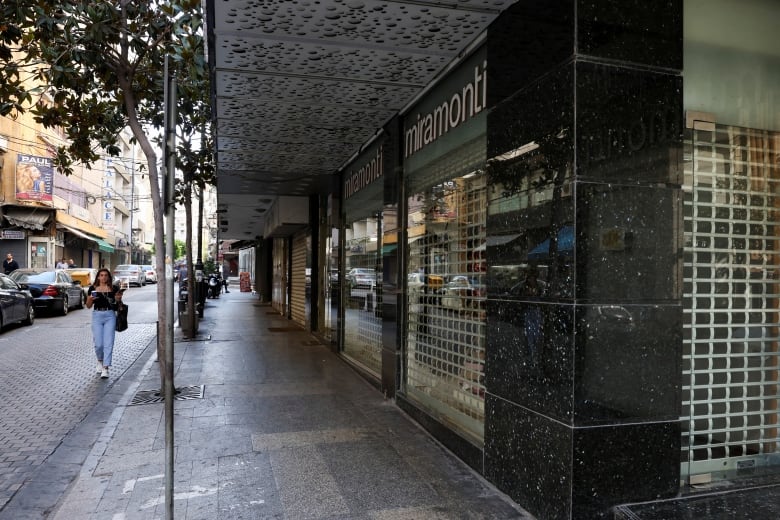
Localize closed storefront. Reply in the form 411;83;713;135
290;231;309;328
341;140;387;377
271;237;287;314
681;0;780;485
401;47;488;443
0;231;28;270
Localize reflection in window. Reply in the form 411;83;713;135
343;216;382;375
405;171;487;442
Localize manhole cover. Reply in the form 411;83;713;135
130;385;205;405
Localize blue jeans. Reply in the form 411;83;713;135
92;310;116;366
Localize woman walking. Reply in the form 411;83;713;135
85;268;124;378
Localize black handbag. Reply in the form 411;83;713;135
116;303;129;332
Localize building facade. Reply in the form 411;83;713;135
252;1;778;518
0;94;152;271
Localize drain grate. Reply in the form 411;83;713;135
130;385;205;405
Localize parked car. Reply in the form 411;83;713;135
440;275;485;311
0;273;35;329
142;265;157;283
65;267;98;300
113;264;146;287
8;268;84;315
407;272;444;293
346;267;375;289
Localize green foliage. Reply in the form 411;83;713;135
0;0;211;185
175;239;187;260
1;1;216;347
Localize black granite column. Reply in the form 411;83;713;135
381;117;402;397
484;1;683;518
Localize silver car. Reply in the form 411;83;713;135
112;264;146;287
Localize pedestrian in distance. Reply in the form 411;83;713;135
68;258;76;268
85;268;124;379
3;253;19;274
56;258;69;269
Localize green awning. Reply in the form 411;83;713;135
59;224;115;253
92;237;115;253
381;244;397;255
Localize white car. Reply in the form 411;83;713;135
142;265;157;283
441;276;484;311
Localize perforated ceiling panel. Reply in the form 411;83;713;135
207;0;516;239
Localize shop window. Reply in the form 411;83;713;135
31;242;47;269
406;171;487;442
342;215;382;375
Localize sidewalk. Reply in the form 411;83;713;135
11;290;532;519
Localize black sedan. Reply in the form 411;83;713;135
0;273;34;329
9;269;85;316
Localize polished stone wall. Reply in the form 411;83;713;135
483;1;684;518
381;117;402;398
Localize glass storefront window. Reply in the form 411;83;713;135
31;242;47;269
323;231;337;343
405;170;487;442
342;215;382;374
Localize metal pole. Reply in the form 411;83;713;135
163;58;177;520
129;144;135;263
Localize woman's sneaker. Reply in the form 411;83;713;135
97;360;103;373
101;367;109;379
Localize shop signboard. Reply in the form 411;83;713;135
1;230;25;240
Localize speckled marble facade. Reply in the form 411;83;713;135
483;0;683;518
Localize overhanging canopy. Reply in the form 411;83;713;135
59;223;115;253
3;207;51;230
92;237;115;253
206;0;517;241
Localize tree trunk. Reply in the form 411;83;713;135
119;73;169;387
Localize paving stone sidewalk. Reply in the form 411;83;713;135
5;292;533;520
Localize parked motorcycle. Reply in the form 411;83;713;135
206;273;222;299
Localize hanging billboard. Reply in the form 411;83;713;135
16;154;54;202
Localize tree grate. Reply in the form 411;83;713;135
129;385;205;405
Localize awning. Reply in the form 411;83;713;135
528;225;574;260
3;207;52;230
381;244;397;255
59;224;115;253
92;237;115;253
60;223;93;241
